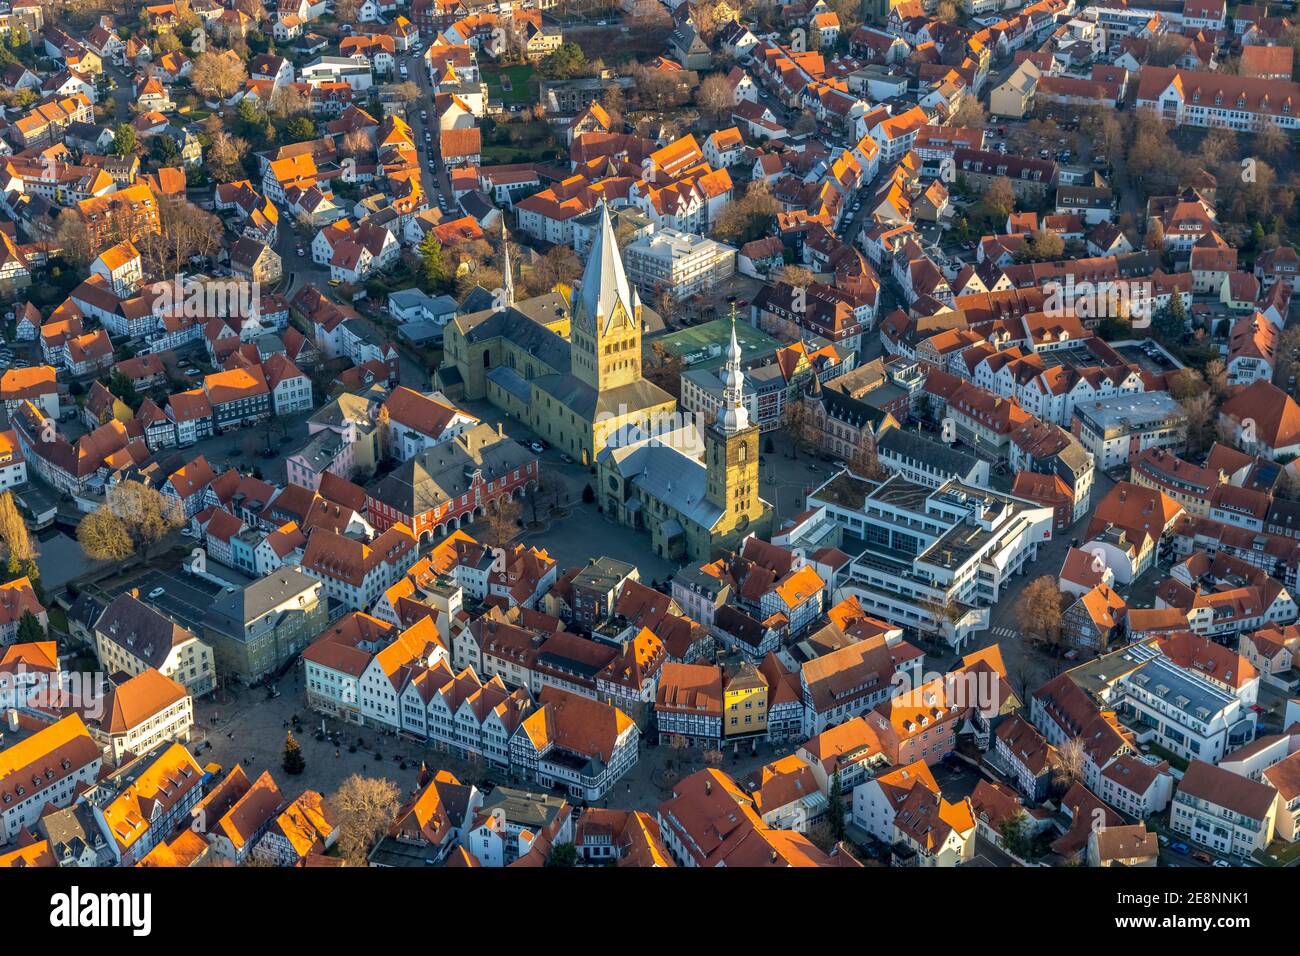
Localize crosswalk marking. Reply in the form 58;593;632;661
990;626;1018;640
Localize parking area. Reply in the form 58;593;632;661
1113;343;1178;374
103;566;246;633
970;836;1019;867
931;757;987;803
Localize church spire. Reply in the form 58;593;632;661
500;218;514;309
718;308;749;434
576;199;635;333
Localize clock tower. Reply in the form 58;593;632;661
705;316;766;547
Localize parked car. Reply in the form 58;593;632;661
148;587;165;599
1212;859;1231;868
1169;841;1190;855
1191;850;1213;864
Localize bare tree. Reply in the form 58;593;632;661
949;96;985;128
0;492;36;564
108;480;186;559
983;177;1017;219
526;472;560;525
1015;576;1064;649
525;245;582;297
777;264;815;289
643;340;684;401
77;507;135;562
696;74;734;124
205;130;249;182
190;51;248;100
848;433;888;481
54;212;93;266
329;774;400;866
479;496;523;549
782;396;819;458
267;84;312;121
137;200;224;275
1053;737;1088;793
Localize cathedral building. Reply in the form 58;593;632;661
596;317;773;562
436;204;675;466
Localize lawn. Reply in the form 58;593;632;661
480;117;563;165
483;63;537;106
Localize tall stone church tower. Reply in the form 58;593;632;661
705;317;767;543
571;202;643;392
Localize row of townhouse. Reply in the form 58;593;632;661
303;611;638;800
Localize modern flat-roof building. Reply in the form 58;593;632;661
1111;642;1256;766
1072;391;1188;471
622;227;737;303
808;472;1054;649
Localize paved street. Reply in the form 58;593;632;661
962;469;1120;682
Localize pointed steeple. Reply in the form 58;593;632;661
500;218;514;309
576;200;635;334
718;312;750;435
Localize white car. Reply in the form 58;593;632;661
148;587;166;599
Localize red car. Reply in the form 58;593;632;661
1191;850;1213;865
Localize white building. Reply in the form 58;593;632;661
0;714;103;842
1072;392;1188;472
1109;643;1256;766
621;227;737;303
509;687;640;801
1171;760;1278;858
94;668;193;765
810;473;1054;648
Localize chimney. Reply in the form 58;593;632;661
497;422;503;438
704;778;712;795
